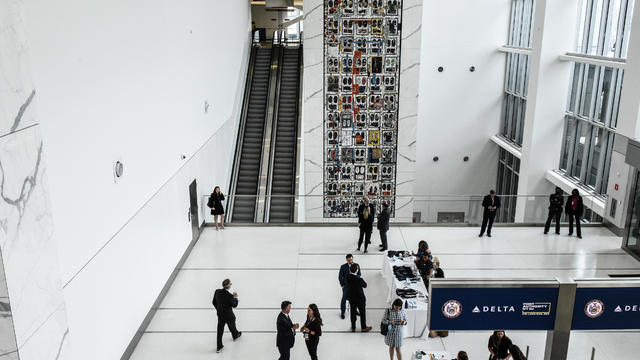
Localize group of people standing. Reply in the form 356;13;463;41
478;187;585;239
544;187;584;238
356;196;390;252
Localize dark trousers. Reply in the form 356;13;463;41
278;345;291;360
358;227;372;250
305;338;319;360
340;286;347;314
568;213;582;237
216;318;239;349
544;210;561;234
480;211;496;235
379;229;388;250
348;299;367;330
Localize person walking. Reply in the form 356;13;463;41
377;202;390;251
565;188;584;239
300;304;323;360
346;263;372;332
357;197;375;253
382;298;407;360
479;190;501;237
544;187;564;235
212;279;241;353
208;186;226;230
276;301;299;360
338;254;361;319
488;330;512;360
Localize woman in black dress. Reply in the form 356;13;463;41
488;330;512;360
301;303;322;360
208;186;225;230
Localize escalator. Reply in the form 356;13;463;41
267;46;302;222
229;47;274;222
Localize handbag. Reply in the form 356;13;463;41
380;308;389;336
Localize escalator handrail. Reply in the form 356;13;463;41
226;45;258;221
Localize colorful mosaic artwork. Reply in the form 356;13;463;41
323;0;402;217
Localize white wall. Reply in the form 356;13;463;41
415;0;510;221
21;0;251;359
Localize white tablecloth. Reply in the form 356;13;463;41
381;253;429;338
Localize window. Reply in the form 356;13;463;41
500;1;535;147
558;0;634;196
496;148;521;222
574;0;635;58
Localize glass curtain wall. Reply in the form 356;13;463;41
497;148;521;222
501;0;535;146
559;0;634;195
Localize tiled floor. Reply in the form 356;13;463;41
130;226;640;360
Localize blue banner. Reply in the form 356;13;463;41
429;287;559;330
572;287;640;330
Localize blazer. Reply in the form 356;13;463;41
276;312;295;348
357;203;375;230
304;317;322;342
565;195;584;216
377;207;390;231
548;194;564;212
345;273;367;303
212;288;238;321
338;263;361;287
481;195;501;213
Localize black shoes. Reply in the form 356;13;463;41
341;313;345;319
487;234;492;237
233;332;242;341
478;234;483;237
216;345;224;353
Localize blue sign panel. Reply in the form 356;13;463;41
429;287;559;330
572;287;640;330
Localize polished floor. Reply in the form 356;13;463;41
130;226;640;360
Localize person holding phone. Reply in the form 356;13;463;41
382;298;407;360
300;304;323;360
212;278;241;353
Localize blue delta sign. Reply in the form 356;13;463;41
429;287;559;331
572;286;640;330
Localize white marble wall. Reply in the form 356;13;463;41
0;0;71;359
301;0;422;222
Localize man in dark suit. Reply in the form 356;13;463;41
544;187;564;235
346;264;372;332
377;202;390;251
212;278;241;353
479;190;501;237
276;300;299;360
357;197;376;253
338;254;361;319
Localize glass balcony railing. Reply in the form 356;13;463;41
201;194;605;225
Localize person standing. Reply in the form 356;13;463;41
479;190;501;237
377;202;390;251
544;187;564;235
212;279;241;353
357;197;375;253
338;254;361;319
382;298;407;360
346;263;372;332
276;301;299;360
456;351;469;360
208;186;226;231
488;330;512;360
300;304;323;360
565;188;584;239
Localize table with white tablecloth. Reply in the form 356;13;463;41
381;252;430;338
